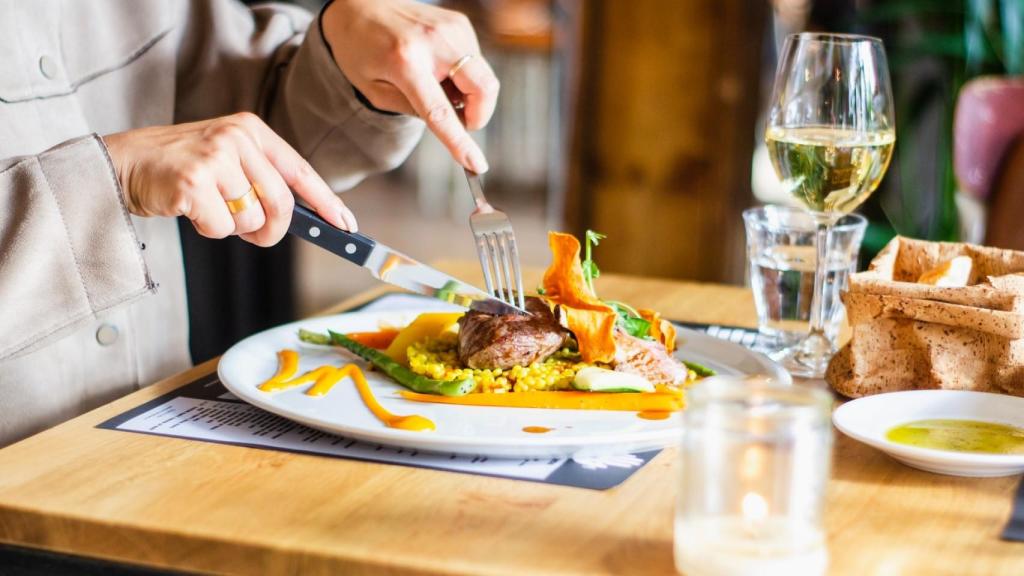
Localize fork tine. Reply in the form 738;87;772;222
485;233;507;301
474;234;496;295
495;233;517;306
505;232;526;309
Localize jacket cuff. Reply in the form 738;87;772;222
37;135;154;311
1;135;153;359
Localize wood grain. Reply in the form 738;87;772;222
0;262;1020;575
562;1;766;283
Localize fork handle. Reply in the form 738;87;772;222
441;78;491;209
463;169;490;210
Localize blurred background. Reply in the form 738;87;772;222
189;0;1024;363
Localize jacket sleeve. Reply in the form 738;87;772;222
0;136;154;360
172;0;423;190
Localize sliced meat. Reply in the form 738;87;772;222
613;332;688;386
458;297;571;369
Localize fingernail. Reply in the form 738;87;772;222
342;208;358;233
467;146;489;174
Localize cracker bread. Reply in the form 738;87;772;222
827;236;1024;397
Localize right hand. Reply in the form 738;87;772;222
322;0;499;174
103;112;357;247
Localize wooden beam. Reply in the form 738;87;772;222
562;0;767;282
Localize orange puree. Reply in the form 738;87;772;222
257;349;299;392
399;389;683;412
637;410;672;420
258;352;434;432
522;426;553;434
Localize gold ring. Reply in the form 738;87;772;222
225;185;259;214
447;54;474;79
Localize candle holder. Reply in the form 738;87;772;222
675;377;833;576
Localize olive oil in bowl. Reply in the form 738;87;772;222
886;419;1024;455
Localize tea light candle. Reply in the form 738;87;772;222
675;378;832;576
674;495;827;576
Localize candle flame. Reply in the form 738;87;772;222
741;492;768;522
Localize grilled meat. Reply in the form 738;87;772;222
613;331;688;386
458;297;571;369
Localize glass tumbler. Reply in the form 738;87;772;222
743;205;866;352
675;377;833;576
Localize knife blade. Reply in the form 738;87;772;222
288;204;528;315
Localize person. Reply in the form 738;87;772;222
0;0;499;446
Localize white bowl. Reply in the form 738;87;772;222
832;390;1024;477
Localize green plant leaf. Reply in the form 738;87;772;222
621;317;652;339
966;0;1005;73
1002;0;1024;73
585;230;607;246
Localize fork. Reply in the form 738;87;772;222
441;77;527;312
463;170;527;311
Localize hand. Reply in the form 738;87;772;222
103;112;357;246
322;0;499;173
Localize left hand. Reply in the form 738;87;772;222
322;0;499;174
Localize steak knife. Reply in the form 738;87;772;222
288;204;528;315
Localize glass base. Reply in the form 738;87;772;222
770;331;836;379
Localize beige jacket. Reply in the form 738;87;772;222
0;0;423;446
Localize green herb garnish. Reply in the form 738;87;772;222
582;230;606;295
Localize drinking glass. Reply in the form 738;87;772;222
766;33;896;378
743;206;867;353
675;377;833;576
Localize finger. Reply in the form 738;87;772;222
394;62;489;173
448;56;499;130
217;162;265;236
230;113;357;232
231;133;295;247
186;173;236;240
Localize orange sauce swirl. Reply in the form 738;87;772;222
258;351;434;432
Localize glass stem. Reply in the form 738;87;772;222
808;219;834;338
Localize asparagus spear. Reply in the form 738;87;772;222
298;329;475;397
682;360;716;378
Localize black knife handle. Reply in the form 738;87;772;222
289;204;375;266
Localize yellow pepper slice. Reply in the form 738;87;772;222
384;312;464;366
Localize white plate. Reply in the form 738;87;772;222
833;390;1024;477
218;310;791;458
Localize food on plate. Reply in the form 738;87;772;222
301;329;475;396
258;348;435;431
613;332;689;386
398;388;684;411
296;230;712;412
457;297;571;369
886;418;1024;455
572;366;654;393
917;255;973;287
345;329;400;350
384;312;463;365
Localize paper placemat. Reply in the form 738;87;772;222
97;293;761;490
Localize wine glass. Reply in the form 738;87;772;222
766;33;895;378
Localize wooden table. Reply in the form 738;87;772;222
0;262;1021;575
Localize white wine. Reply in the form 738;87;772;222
766;126;895;214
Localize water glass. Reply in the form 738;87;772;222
675;377;833;576
743;205;866;352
